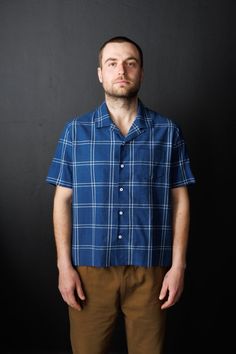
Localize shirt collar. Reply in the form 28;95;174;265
94;99;154;130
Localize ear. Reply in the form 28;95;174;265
97;67;103;83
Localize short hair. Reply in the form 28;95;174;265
98;36;143;68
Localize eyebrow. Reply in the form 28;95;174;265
104;57;139;64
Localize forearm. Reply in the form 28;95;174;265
52;186;86;310
171;186;190;270
53;186;73;270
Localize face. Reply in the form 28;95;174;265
97;42;144;99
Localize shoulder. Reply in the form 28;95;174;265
143;103;181;133
70;107;97;126
60;106;98;133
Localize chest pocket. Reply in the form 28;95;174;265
132;145;166;181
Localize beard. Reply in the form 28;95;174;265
103;80;141;99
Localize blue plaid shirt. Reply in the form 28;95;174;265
46;99;196;267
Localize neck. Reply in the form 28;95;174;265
105;95;139;124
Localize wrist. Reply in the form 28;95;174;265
171;262;187;271
57;259;73;271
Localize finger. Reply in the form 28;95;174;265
160;292;175;310
68;300;82;311
76;284;86;300
67;295;82;311
62;290;82;311
159;283;168;300
161;300;171;310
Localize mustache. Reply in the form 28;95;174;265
114;77;130;83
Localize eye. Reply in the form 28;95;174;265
127;61;136;67
108;62;116;67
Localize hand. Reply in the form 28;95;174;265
159;266;185;310
58;266;86;311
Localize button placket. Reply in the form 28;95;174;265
117;143;126;240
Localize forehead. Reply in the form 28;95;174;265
101;42;140;62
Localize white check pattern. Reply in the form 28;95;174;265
46;99;196;267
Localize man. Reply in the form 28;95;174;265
46;36;196;354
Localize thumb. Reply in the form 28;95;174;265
76;283;86;300
159;282;168;300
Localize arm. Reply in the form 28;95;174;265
159;186;190;309
53;185;86;311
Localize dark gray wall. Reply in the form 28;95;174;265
0;0;234;353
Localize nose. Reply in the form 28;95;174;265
117;62;125;75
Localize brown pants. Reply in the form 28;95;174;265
69;265;167;354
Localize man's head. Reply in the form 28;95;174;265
97;36;144;99
98;36;143;69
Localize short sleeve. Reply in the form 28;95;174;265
170;124;196;188
46;121;73;188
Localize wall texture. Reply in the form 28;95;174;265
0;0;234;353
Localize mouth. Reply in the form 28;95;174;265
114;80;130;84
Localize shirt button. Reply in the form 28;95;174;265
119;187;124;192
119;210;123;215
118;234;123;239
120;163;124;168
